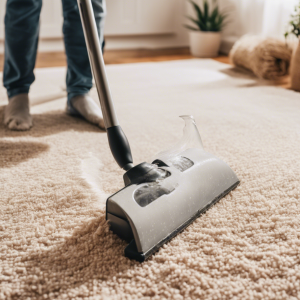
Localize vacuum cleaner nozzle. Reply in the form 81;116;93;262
107;147;239;262
107;116;239;262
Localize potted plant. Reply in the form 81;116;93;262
185;0;227;57
285;1;300;91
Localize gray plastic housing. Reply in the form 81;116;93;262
106;148;239;261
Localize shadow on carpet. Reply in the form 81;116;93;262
220;67;289;88
0;141;49;168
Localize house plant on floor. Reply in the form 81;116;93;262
185;0;227;57
285;1;300;91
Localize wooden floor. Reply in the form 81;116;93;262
0;47;229;70
0;47;290;88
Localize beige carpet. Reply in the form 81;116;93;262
1;59;300;300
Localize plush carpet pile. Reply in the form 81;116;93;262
1;59;300;300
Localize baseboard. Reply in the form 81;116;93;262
0;34;190;54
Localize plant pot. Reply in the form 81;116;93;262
189;31;221;58
290;40;300;92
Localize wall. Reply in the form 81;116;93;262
0;0;189;53
0;0;298;54
220;0;299;51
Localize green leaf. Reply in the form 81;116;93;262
186;16;206;31
214;15;224;31
188;0;204;23
210;6;219;23
204;0;209;21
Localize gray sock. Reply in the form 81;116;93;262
4;93;33;131
68;94;105;130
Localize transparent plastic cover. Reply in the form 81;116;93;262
153;115;203;165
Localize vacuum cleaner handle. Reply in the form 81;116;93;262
78;0;133;171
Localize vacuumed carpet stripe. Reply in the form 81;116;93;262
1;59;300;300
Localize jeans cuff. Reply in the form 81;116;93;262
7;87;30;99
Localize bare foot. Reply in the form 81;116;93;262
4;94;33;131
67;94;105;130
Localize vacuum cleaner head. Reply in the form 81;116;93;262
77;0;239;263
107;149;239;262
106;116;239;262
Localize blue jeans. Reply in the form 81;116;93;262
3;0;105;101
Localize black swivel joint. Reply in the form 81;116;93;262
107;126;133;171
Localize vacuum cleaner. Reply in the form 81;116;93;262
78;0;240;262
